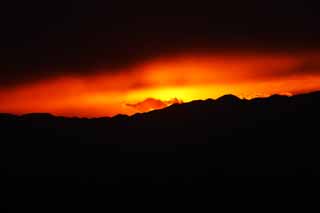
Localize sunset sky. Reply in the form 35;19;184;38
1;1;320;117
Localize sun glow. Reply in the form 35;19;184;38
1;53;320;117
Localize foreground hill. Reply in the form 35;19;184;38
1;91;320;178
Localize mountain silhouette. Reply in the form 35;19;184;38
216;94;242;104
1;91;320;179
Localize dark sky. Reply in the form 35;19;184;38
1;0;320;86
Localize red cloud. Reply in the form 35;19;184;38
126;98;183;112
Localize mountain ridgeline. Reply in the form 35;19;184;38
1;92;319;144
1;91;320;178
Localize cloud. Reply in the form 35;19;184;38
1;1;320;87
126;98;183;112
1;53;320;117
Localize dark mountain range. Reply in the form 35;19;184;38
1;91;320;180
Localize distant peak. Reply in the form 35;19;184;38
268;94;290;102
217;95;242;103
112;114;130;120
0;113;17;118
21;113;55;119
269;94;290;98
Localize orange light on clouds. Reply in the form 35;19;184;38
1;53;320;117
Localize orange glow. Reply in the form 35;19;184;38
1;53;320;117
126;98;183;113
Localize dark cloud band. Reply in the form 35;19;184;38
0;0;320;86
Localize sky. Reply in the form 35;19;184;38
0;1;320;117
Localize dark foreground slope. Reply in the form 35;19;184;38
1;91;320;179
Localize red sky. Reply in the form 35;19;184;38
1;52;320;117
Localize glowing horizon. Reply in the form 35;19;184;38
1;53;320;117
